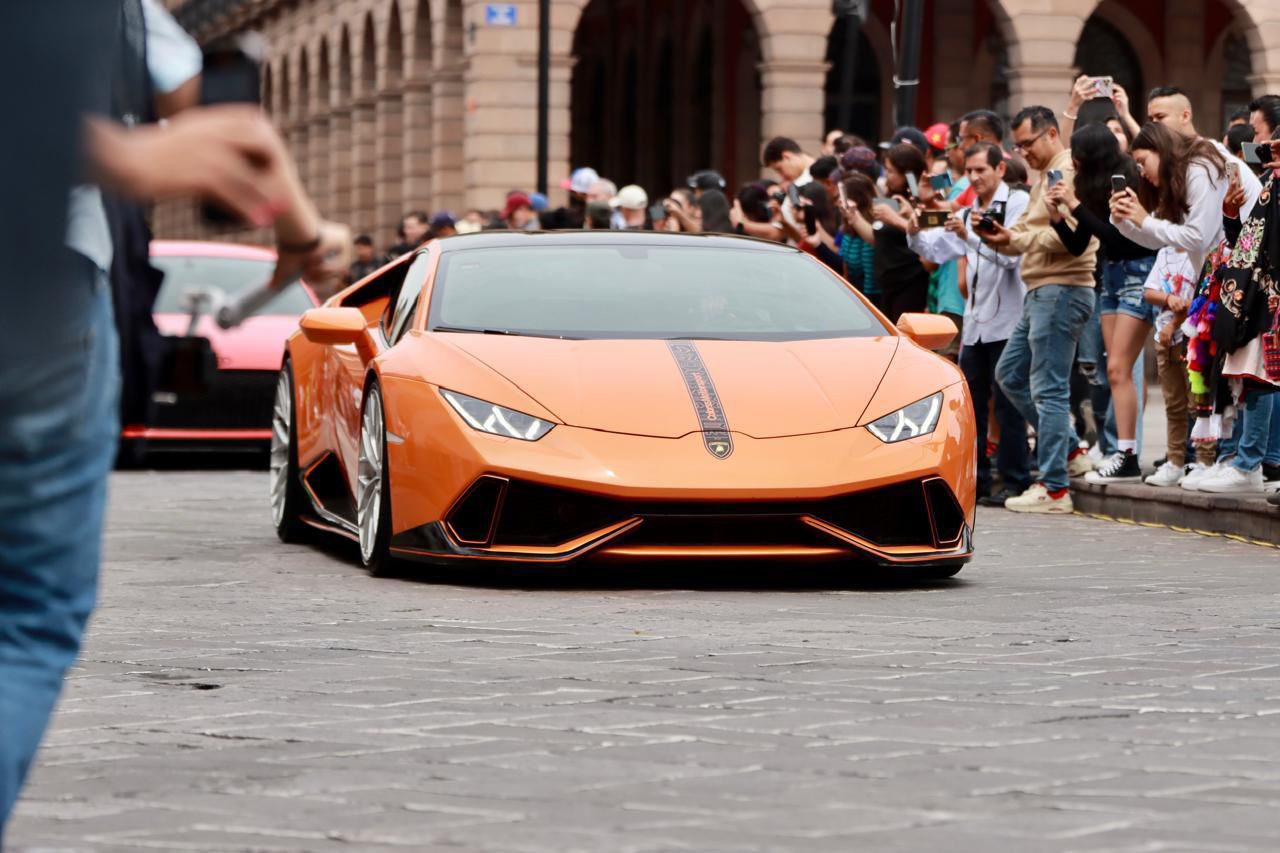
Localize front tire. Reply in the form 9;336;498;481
357;380;395;575
271;362;312;543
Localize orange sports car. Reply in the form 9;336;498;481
272;231;976;578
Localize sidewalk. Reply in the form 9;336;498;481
1069;396;1280;547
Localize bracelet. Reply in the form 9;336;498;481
277;235;322;254
1062;110;1078;121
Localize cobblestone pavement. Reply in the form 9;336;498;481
10;470;1280;853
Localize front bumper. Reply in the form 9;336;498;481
381;379;975;567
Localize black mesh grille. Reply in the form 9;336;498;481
486;479;945;550
151;369;276;430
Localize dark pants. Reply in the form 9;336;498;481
961;338;1030;496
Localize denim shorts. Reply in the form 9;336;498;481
1098;256;1156;323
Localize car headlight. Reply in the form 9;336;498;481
865;392;943;443
440;389;554;441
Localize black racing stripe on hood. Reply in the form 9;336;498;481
666;341;734;459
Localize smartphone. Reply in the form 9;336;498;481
918;209;950;229
1110;174;1127;195
1242;141;1266;165
905;172;920;199
803;206;818;236
786;184;801;207
1046;169;1063;189
1092;75;1114;99
929;173;953;193
1226;161;1239;183
837;181;848;207
649;202;666;222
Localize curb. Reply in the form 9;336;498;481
1070;478;1280;548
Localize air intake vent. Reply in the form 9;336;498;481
446;476;507;545
923;478;965;547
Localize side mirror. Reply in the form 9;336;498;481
299;307;368;346
896;313;957;351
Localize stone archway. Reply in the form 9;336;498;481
331;28;354;220
402;0;433;217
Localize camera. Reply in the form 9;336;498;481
975;200;1006;234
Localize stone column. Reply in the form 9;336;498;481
329;105;354;226
758;60;828;157
1002;11;1087;115
401;77;434;216
308;113;331;219
1165;0;1207;119
376;87;405;245
350;94;378;237
432;64;466;215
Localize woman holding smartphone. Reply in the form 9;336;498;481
1110;122;1232;476
870;143;933;322
1045;122;1156;483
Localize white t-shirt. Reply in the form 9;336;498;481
1143;246;1197;340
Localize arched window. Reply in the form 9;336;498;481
824;18;881;143
1222;31;1252;130
1074;16;1143;111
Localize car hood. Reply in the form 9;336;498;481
441;335;901;439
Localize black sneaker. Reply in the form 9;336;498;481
1264;462;1280;488
978;487;1022;507
1084;451;1142;484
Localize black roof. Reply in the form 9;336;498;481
434;230;801;255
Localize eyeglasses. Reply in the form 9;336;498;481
1012;129;1049;153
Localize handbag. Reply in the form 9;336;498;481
1263;304;1280;382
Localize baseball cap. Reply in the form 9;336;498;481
560;167;600;194
839;146;879;179
501;192;532;220
609;184;649;210
890;126;930;154
924;123;950;151
429;211;456;229
687;170;726;191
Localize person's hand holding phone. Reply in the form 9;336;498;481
729;199;745;228
1263;139;1280;175
944;211;967;241
1067;74;1093;115
1223;168;1246;219
1111;83;1131;119
1109;187;1147;227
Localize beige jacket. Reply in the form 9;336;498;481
1000;148;1099;289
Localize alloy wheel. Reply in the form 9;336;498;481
269;369;292;528
357;387;384;564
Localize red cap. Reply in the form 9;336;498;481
924;122;950;150
502;192;532;220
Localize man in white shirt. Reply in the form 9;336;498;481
907;142;1031;505
1147;86;1260;220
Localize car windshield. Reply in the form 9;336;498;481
151;255;314;315
427;244;885;340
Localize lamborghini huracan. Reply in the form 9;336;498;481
271;231;976;577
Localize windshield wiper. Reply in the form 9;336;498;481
431;325;583;340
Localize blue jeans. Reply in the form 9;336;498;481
1098;256;1157;323
0;266;118;837
997;284;1096;491
1231;388;1278;473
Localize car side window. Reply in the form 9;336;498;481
385;252;432;345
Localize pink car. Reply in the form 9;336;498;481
125;241;318;452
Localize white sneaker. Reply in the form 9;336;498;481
1004;482;1074;514
1181;461;1219;491
1068;450;1095;477
1144;461;1186;487
1198;465;1265;494
1087;443;1105;465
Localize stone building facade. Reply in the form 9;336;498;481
156;0;1280;248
